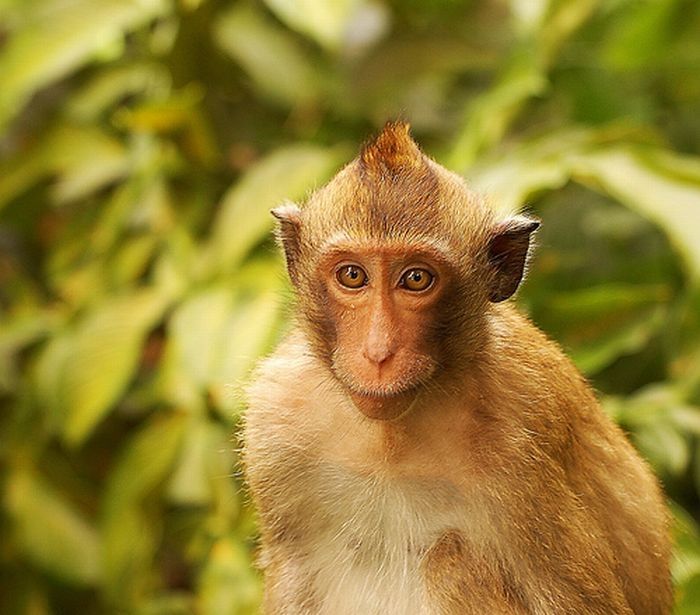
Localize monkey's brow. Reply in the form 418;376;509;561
319;233;456;262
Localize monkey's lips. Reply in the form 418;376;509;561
347;388;418;421
331;351;433;420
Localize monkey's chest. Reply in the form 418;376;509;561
296;464;471;615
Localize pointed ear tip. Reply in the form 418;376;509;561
500;215;541;234
270;203;301;222
513;215;542;233
514;213;540;225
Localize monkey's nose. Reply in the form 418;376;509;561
363;344;395;366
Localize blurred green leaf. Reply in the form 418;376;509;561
163;286;235;394
62;290;168;445
102;412;186;604
0;0;169;130
166;419;240;528
537;283;667;373
634;421;689;478
669;284;700;385
508;0;550;33
214;4;323;106
447;51;548;171
211;285;283;413
197;536;260;615
609;385;700;478
103;412;186;515
571;147;700;280
202;144;347;275
262;0;360;51
603;0;678;70
6;466;101;584
675;574;700;615
669;405;700;436
0;124;130;210
0;310;59;392
671;500;700;587
162;273;283;416
66;62;172;122
32;290;169;446
137;593;193;615
538;0;601;62
33;332;75;431
167;417;216;506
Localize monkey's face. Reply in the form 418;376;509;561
315;240;451;420
271;124;539;421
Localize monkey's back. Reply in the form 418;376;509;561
244;309;672;614
479;304;672;614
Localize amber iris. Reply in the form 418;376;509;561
337;265;368;288
400;268;433;291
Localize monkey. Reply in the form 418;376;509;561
242;122;672;614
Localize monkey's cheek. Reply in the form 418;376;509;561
348;390;417;421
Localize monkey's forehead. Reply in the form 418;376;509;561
299;159;495;248
317;232;458;260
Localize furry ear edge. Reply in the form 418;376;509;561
271;202;303;286
487;215;540;302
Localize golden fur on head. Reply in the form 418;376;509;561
301;121;493;252
359;121;423;175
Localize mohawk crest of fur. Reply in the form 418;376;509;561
360;121;423;174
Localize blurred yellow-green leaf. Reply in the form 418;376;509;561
571;147;700;280
203;143;348;275
0;123;130;210
262;0;364;51
197;536;260;615
6;466;101;584
214;3;323;107
540;283;667;373
33;290;169;446
102;412;186;605
0;0;169;130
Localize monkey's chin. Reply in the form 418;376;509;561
348;389;418;421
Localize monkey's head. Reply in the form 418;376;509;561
272;122;538;420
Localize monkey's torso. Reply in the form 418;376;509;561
244;305;671;615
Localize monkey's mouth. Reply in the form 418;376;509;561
329;348;434;419
334;365;422;399
334;369;426;420
345;380;412;398
347;387;419;421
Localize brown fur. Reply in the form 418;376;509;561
245;123;672;614
423;530;528;613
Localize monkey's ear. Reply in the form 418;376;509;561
487;215;540;302
271;202;303;285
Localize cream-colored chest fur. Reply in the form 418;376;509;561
295;463;470;615
247;342;492;614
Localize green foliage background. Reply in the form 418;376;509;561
1;0;700;612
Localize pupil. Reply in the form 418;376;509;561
349;269;358;278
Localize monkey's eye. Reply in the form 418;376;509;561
336;265;368;289
400;268;434;291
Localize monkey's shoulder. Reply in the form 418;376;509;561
484;305;633;458
487;305;601;412
243;330;340;451
246;330;325;404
